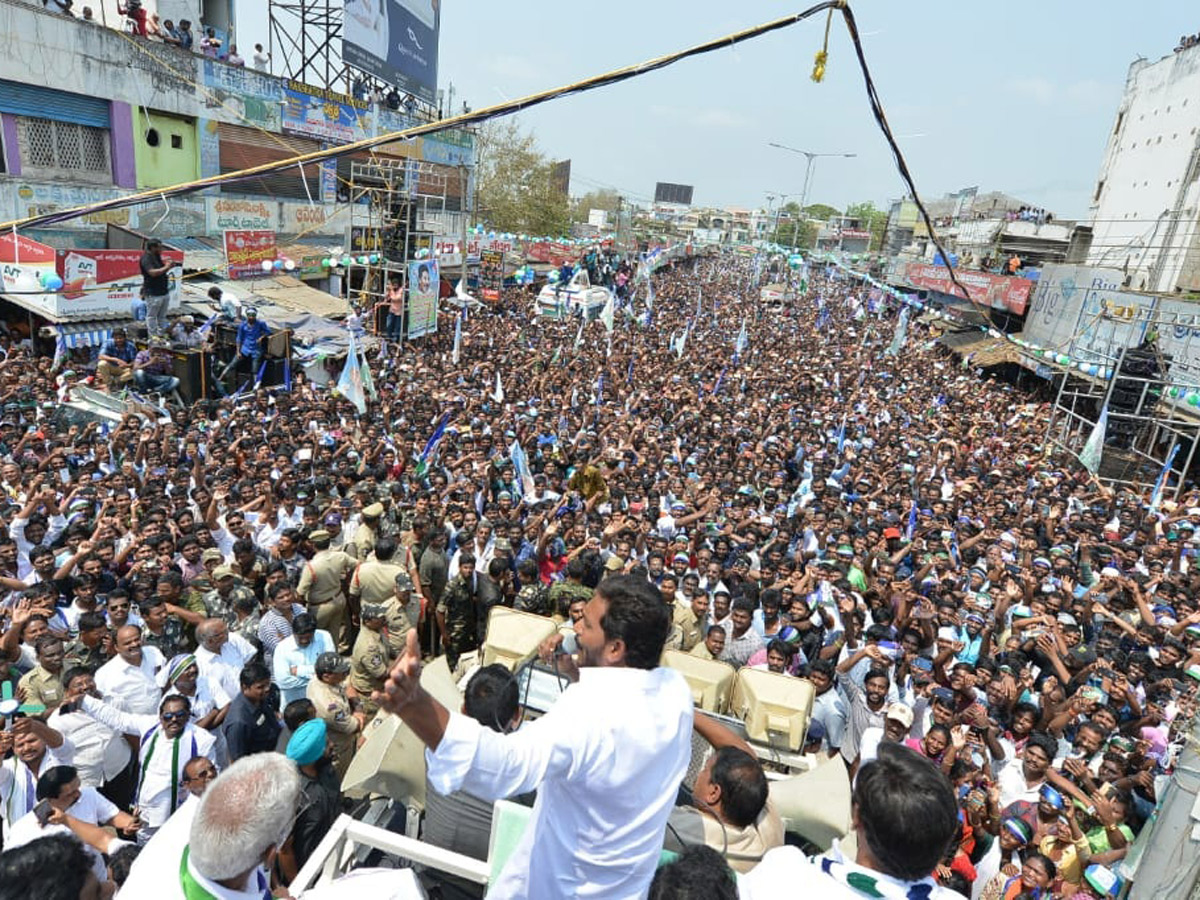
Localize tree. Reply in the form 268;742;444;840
474;119;570;237
770;202;820;249
803;203;840;221
845;201;889;252
569;189;621;225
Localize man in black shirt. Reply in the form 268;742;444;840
279;717;341;881
139;238;174;339
220;661;280;762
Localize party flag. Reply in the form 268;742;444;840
1079;404;1108;474
451;310;463;364
415;411;450;478
493;371;505;404
336;328;368;414
1149;442;1181;512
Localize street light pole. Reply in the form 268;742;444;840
768;143;856;252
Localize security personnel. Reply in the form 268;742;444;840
305;652;362;780
297;529;356;653
350;503;384;562
383;571;422;656
348;536;406;609
673;592;709;653
18;636;66;715
436;553;480;671
349;603;392;717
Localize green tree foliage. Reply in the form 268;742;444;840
474;120;570;237
570;189;621;224
845;201;889;251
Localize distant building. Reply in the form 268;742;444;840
1086;42;1200;292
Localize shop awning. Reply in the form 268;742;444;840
170;236;225;273
0;290;132;324
50;322;120;349
249;276;347;319
938;330;1020;367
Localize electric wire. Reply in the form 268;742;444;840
0;2;844;232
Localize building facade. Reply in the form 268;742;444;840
1086;42;1200;293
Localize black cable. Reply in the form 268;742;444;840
1;2;842;232
838;5;999;332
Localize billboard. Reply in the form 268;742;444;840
224;230;278;279
479;249;504;303
905;263;1033;316
654;182;694;206
55;248;184;319
343;0;440;106
407;258;438;338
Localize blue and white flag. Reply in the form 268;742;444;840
905;502;918;542
493;371;505;404
451;310;463;364
735;317;748;357
713;368;726;397
336;330;368;414
1079;405;1108;475
510;439;535;499
1150;442;1181;513
835;413;847;455
885;306;911;356
415;412;450;478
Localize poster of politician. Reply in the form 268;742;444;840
343;0;439;105
407;259;438;339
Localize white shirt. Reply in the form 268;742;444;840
0;740;76;830
996;758;1045;808
195;634;256;701
6;787;129;883
740;841;963;900
120;793;200;897
47;705;131;786
95;647;165;714
252;50;270;70
272;630;335;706
79;696;217;834
128;839;271;900
426;665;694;899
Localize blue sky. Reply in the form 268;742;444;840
242;1;1197;219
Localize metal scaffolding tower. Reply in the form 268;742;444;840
347;158;448;335
1044;302;1200;497
268;0;352;95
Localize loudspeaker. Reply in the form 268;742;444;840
340;655;463;807
729;670;815;752
661;651;736;714
481;607;557;672
768;755;853;851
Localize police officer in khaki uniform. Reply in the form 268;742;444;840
18;635;66;715
297;529;357;653
350;503;383;562
306;651;363;780
383;571;422;656
673;591;709;653
348;536;406;609
349;603;392;717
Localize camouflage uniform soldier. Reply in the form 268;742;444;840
513;559;552;617
436;554;480;669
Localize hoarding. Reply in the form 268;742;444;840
406;258;438;338
905;263;1032;316
343;0;440;106
54;248;184;319
654;182;694;206
479;249;503;303
281;81;372;144
224;230;278;279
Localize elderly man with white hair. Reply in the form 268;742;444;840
126;752;300;899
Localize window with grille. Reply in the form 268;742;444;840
17;117;111;180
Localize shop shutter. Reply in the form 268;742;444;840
0;81;110;128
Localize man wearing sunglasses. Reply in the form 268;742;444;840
64;683;218;842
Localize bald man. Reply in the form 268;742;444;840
194;618;257;703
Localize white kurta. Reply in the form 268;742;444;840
426;665;694;899
79;695;217;835
95;647;165;714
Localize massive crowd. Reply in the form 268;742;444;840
0;248;1195;899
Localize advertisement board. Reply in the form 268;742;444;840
282;81;372;145
343;0;440;105
54;248;184;319
479;249;503;303
1023;264;1151;366
11;182;136;231
905;263;1033;316
206;197;278;232
224;230;278;279
406;258;438;338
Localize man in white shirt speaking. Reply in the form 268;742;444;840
374;574;694;900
